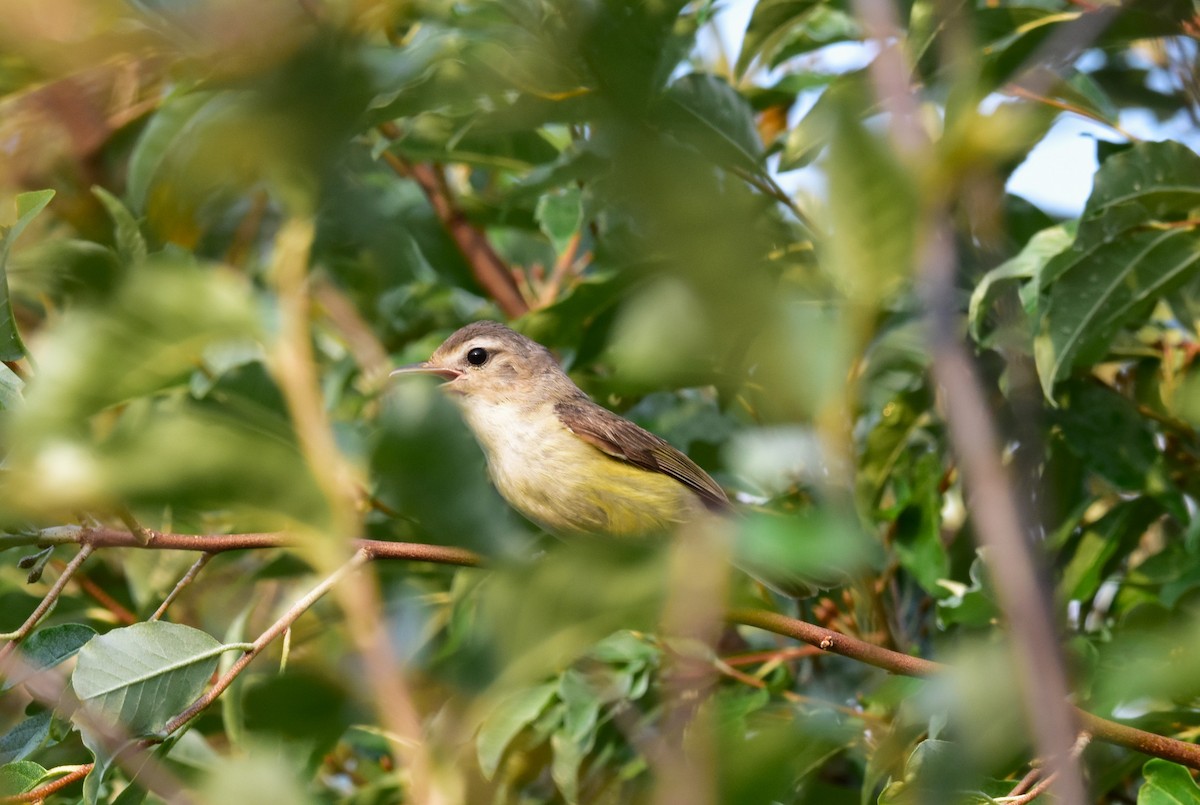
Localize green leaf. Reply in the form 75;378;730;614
1139;759;1200;804
1034;141;1200;397
550;726;586;804
1058;498;1161;604
535;187;583;254
3;623;97;690
661;73;763;172
0;760;46;796
126;91;214;214
0;712;51;765
0;189;55;362
737;0;859;76
892;452;950;596
1055;381;1165;492
0;361;23;411
968;222;1075;343
857;387;934;509
824;90;918;305
91;187;148;266
72;621;230;736
476;682;557;779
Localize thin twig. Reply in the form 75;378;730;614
0;545;94;662
0;763;94;803
1006;766;1043;797
150;553;214;621
157;550;370;736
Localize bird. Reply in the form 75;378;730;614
390;320;729;539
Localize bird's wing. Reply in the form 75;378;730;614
554;399;730;512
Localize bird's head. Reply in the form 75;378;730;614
391;321;570;406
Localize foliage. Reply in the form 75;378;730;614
0;0;1198;803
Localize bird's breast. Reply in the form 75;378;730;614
458;400;701;537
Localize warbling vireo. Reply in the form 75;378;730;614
391;320;728;537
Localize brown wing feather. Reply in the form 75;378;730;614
554;399;730;512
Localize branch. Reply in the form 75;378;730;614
4;525;483;567
7;524;1198;770
0;764;94;804
729;608;1200;770
0;545;94;663
377;122;529;319
158;550;370;736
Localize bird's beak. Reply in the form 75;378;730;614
390;362;462;382
391;362;460;383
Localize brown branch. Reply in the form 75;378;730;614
150;553;214;621
377;122;529;319
58;563;138;625
0;764;94;803
729;608;1200;770
9;525;1200;770
12;525;484;567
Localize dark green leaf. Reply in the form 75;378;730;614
1055;381;1164;492
0;712;51;765
3;623;96;691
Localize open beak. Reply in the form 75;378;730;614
390;362;462;382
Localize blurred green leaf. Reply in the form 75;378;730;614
92;187;148;267
477;682;557;779
825;92;917;305
14;258;258;435
535;187;583;254
0;189;55;362
737;0;859;76
72;621;229;736
661;73;763;171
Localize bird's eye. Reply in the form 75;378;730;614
466;347;489;366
